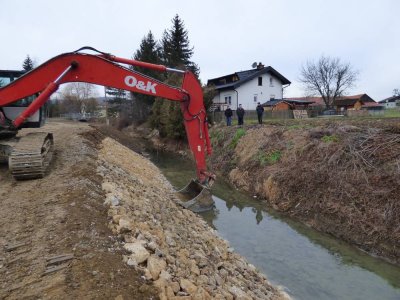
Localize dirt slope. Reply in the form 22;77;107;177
209;119;400;265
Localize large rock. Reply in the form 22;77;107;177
189;259;200;275
117;217;133;233
192;287;211;300
123;242;150;264
180;278;198;295
147;255;167;280
104;193;120;206
228;286;252;300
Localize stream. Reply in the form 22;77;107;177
149;150;400;300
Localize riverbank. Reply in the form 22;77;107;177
116;117;400;265
93;124;290;299
208;118;400;265
92;119;400;297
98;136;289;299
1;121;288;299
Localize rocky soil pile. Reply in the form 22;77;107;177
0;121;157;300
209;120;400;265
97;136;289;300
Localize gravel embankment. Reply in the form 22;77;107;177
97;137;289;300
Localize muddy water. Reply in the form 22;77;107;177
149;150;400;300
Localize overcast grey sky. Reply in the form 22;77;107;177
1;0;398;100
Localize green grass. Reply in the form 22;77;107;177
321;135;339;143
210;129;225;146
229;128;246;149
256;150;282;165
383;109;400;118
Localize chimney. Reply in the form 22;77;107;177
257;62;264;69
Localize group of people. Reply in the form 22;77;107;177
224;102;264;126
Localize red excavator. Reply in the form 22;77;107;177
0;47;215;212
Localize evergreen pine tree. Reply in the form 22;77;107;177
150;15;201;140
134;31;163;80
146;16;212;140
161;14;200;76
149;74;185;139
132;31;164;123
22;55;34;71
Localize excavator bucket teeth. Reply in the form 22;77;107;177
175;179;215;213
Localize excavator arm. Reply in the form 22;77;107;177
0;48;215;185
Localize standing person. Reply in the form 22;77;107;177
256;102;264;124
236;104;245;126
224;105;233;126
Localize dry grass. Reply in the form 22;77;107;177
210;121;400;264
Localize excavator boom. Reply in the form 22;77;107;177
0;48;214;185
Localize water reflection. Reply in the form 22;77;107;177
203;182;400;291
149;149;400;300
203;194;400;299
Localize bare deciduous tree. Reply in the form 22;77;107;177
299;56;358;108
62;82;97;101
60;83;99;114
393;89;400;96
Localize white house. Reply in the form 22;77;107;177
207;63;291;111
378;95;400;109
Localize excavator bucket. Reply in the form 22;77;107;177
175;179;215;213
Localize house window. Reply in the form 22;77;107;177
254;94;258;102
258;76;262;86
269;77;274;87
224;96;232;104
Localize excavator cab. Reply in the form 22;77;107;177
0;70;46;131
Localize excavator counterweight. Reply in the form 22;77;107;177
0;47;215;212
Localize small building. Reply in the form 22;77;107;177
284;94;382;112
263;99;315;111
285;97;325;108
333;94;379;111
378;95;400;109
207;63;291;111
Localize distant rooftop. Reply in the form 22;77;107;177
285;94;376;106
378;95;400;103
207;64;290;90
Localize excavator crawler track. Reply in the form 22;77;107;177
9;132;54;180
